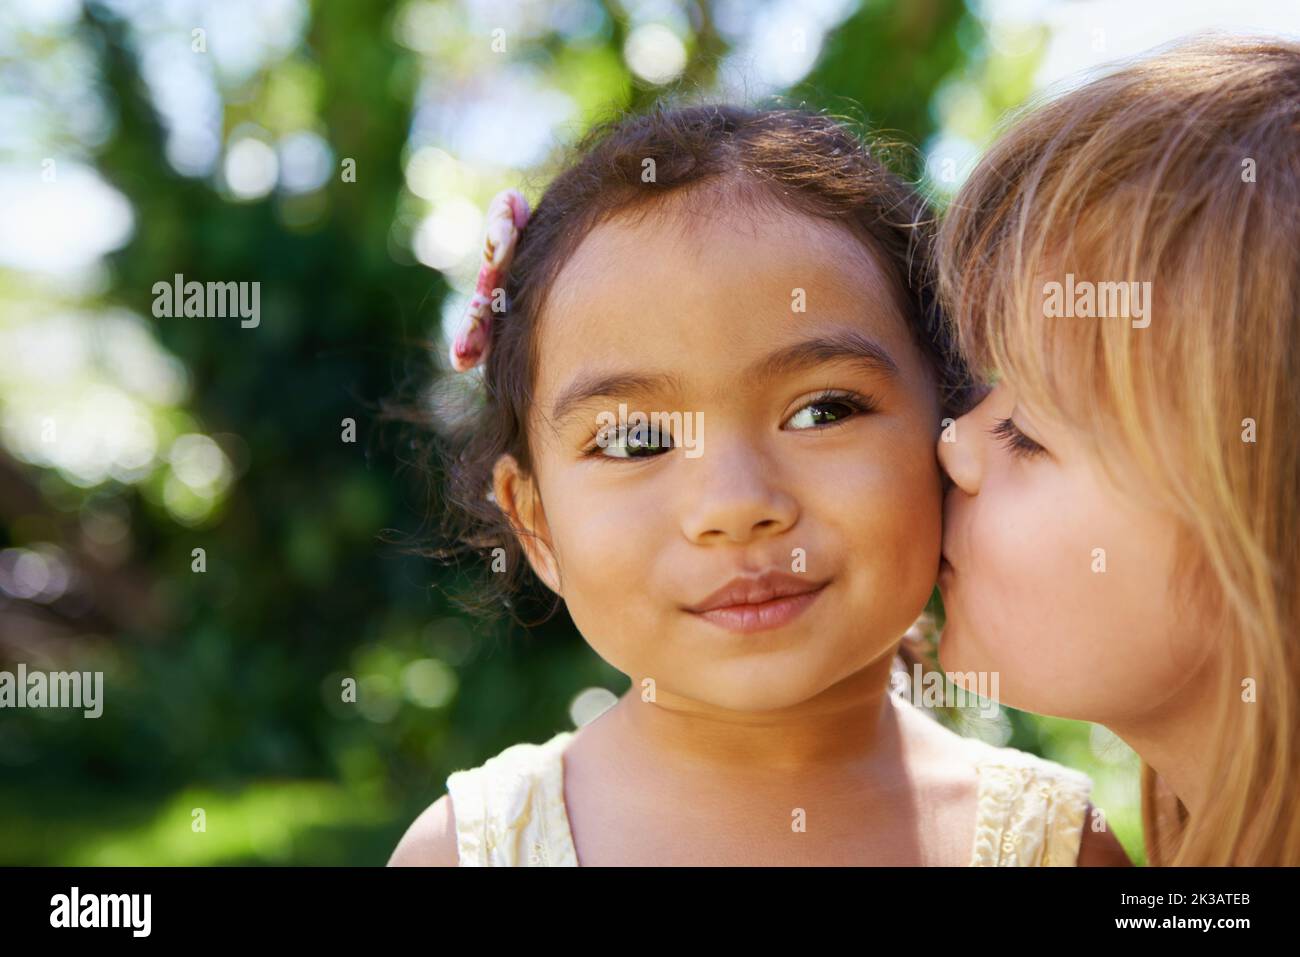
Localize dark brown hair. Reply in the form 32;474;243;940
408;103;966;622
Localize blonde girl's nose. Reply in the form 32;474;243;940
937;410;984;496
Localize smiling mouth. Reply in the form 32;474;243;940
688;582;828;634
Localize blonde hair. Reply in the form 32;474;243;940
937;36;1300;865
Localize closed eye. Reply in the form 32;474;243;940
990;417;1047;459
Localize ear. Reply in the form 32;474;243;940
492;453;562;596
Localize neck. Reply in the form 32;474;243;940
1106;659;1223;823
598;652;901;778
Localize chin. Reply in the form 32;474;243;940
690;663;835;713
940;636;1078;720
938;615;1011;702
704;680;817;714
935;608;973;673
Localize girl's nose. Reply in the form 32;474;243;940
681;445;798;545
937;410;984;496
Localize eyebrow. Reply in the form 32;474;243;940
548;330;899;428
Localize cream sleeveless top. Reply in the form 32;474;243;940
445;729;1094;866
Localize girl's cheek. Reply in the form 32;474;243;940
1084;485;1202;688
979;492;1058;640
970;469;1185;720
943;470;1093;704
844;433;942;567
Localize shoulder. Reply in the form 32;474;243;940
969;741;1094;817
890;698;1090;797
966;740;1097;866
473;732;575;775
388;731;576;868
966;737;1093;793
1076;804;1133;866
889;699;1124;866
388;794;459;867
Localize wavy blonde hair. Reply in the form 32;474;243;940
937;36;1300;865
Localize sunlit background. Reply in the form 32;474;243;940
2;0;1296;865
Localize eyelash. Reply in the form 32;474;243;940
784;389;878;431
990;417;1047;459
579;389;878;461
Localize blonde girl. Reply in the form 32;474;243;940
936;36;1300;865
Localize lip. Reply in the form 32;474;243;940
685;571;829;634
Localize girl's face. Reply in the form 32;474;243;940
936;381;1214;723
494;199;943;712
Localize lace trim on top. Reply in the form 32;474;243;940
445;731;577;866
445;730;1092;866
965;742;1093;866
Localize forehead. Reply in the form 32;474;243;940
546;194;896;313
532;199;922;413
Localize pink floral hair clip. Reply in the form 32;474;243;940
448;187;531;372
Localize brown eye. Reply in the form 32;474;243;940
587;423;672;460
784;390;877;431
990;417;1047;459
